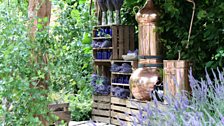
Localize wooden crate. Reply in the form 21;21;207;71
92;95;111;124
93;25;135;60
111;25;135;60
110;97;167;126
110;97;144;126
93;64;111;78
110;60;138;99
48;103;71;125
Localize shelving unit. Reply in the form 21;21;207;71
110;60;137;98
91;25;135;125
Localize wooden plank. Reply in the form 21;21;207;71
124;26;130;54
53;111;71;122
92;109;110;116
111;72;132;75
110;105;129;113
126;100;167;111
126;100;148;109
93;95;110;102
93;47;113;50
94;61;111;67
111;83;130;86
112;26;118;59
111;118;132;126
92;116;110;123
111;97;127;105
111;111;131;121
129;26;135;51
93;102;110;109
119;26;124;59
48;103;69;111
93;37;112;40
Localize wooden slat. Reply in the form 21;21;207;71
92;116;110;123
48;103;69;111
93;37;112;40
126;100;148;109
112;26;118;59
111;83;130;86
124;26;130;54
93;95;110;102
110;105;129;113
93;102;110;110
53;111;71;122
111;72;132;75
126;100;167;111
119;26;124;59
92;109;110;116
111;97;127;105
111;118;132;126
111;111;131;121
129;26;135;51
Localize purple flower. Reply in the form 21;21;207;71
221;117;224;124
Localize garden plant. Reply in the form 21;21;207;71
0;0;223;125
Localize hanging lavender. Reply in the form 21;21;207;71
106;0;115;24
111;0;124;24
98;0;108;25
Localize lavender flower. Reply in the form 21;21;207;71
121;67;224;126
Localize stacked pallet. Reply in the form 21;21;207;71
110;97;166;126
92;95;111;124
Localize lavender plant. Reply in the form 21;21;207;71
127;68;224;126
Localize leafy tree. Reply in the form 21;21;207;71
123;0;224;77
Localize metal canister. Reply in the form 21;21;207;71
163;60;191;96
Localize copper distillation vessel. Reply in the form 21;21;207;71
129;0;163;101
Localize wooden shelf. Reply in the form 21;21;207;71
93;47;113;50
94;25;131;28
93;37;112;40
94;59;111;62
111;72;132;75
94;25;112;28
111;83;129;86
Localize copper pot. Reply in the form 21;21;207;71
130;67;162;100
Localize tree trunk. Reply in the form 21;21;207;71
28;0;51;125
28;0;51;38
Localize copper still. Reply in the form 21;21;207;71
129;0;163;101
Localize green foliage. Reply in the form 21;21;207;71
48;0;95;121
0;2;53;125
0;0;95;124
123;0;224;77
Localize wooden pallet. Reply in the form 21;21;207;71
110;97;131;126
92;95;111;124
